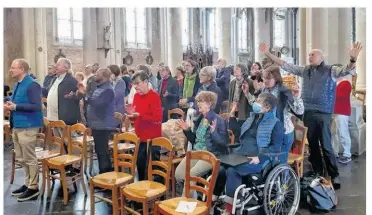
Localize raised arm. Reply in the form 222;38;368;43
332;41;363;79
259;42;306;77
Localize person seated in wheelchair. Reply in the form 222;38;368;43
219;92;284;214
175;91;229;198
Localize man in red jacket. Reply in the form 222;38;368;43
126;70;163;181
334;76;352;164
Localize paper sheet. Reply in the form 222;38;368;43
175;201;197;213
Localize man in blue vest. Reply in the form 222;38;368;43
259;42;363;189
4;59;43;201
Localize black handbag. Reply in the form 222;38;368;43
306;176;338;212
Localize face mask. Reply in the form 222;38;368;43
252;102;263;114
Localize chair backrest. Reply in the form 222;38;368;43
228;129;235;145
67;123;88;158
46;120;67;155
292;123;308;156
147;137;174;194
184;151;220;208
112;132;140;176
114;112;124;130
167;108;185;120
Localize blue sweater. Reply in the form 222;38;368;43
10;75;43;128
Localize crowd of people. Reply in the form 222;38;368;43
3;40;362;214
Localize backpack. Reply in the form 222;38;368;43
300;171;337;212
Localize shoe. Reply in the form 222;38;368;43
17;188;40;202
11;185;28;197
331;177;341;190
338;156;351;164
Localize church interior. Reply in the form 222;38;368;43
3;7;367;215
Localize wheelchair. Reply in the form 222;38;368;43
205;153;300;215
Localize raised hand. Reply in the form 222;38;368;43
248;156;260;164
241;81;249;94
291;84;300;97
349;41;363;59
176;119;190;131
259;42;270;54
209;119;217;133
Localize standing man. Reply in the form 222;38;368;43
215;58;232;101
46;58;81;126
5;59;43;201
42;65;56;97
259;42;363;189
77;68;116;174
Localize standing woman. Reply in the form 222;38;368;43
250;62;263;82
179;59;200;108
108;64;126;116
175;66;185;97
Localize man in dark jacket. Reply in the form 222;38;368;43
77;68;116;174
259;41;363;189
46;58;82;126
42;65;56;97
157;66;179;122
215;58;231;101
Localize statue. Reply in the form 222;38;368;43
104;22;111;48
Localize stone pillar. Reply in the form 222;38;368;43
113;8;122;65
22;8;36;77
355;8;366;90
327;8;339;65
191;8;201;51
338;8;352;64
311;8;328;61
96;8;110;67
160;8;168;64
167;8;183;74
305;8;312;55
254;8;271;61
298;8;307;66
34;8;48;83
83;8;98;66
216;8;232;63
151;8;161;66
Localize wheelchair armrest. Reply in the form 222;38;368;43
227;143;241;149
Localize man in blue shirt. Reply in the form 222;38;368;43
4;59;43;202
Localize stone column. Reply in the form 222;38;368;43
83;8;98;66
159;8;168;64
167;8;183;74
217;8;232;63
96;8;110;67
151;8;161;66
327;8;339;65
34;8;48;82
254;8;271;61
311;8;328;61
298;8;307;66
190;8;201;50
22;8;36;77
355;8;366;90
338;8;352;64
113;8;122;65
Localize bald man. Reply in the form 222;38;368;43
77;68;115;174
259;42;363;189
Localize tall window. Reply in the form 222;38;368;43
207;9;218;50
126;8;147;48
57;8;83;45
182;8;189;49
273;8;286;48
237;11;248;52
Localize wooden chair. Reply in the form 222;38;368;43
90;132;140;215
168;108;185;120
44;123;88;205
4;120;11;144
287;123;308;177
154;151;221;215
121;137;175;215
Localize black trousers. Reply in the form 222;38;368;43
92;129;112;174
137;142;161;181
304;111;339;178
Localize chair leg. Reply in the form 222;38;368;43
299;160;304;178
46;165;52;198
41;161;45;196
90;179;95;215
172;164;176;198
153;201;159;215
112;186;118;215
120;191;126;215
89;148;94;174
60;168;69;205
80;173;87;196
142;200;148;215
294;161;300;177
10;150;15;184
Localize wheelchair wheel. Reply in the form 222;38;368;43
263;164;300;215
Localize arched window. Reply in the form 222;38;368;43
182;8;190;49
126;8;147;48
56;8;83;45
273;8;286;48
237;10;248;52
207;8;218;50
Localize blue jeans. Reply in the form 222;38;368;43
280;131;294;164
225;162;264;197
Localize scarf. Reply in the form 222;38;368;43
183;73;197;98
233;78;244;102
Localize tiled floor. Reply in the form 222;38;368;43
3;145;366;215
